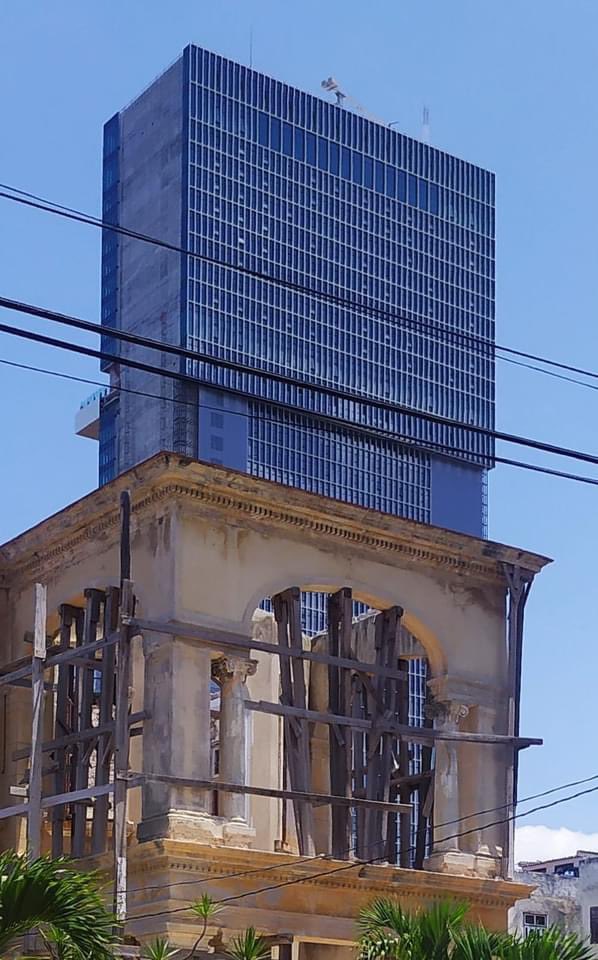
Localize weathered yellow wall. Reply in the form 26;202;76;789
0;454;547;942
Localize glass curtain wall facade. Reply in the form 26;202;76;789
100;45;495;569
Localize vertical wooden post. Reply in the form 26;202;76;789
52;604;75;857
273;588;315;857
363;606;402;860
71;589;103;858
397;657;411;868
327;588;353;859
91;587;119;855
28;583;47;860
502;564;533;879
352;676;366;859
414;745;433;869
114;491;133;925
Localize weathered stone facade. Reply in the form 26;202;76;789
0;453;549;951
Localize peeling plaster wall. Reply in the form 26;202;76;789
511;863;598;955
0;456;550;891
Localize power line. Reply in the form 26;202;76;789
3;181;598;385
0;294;494;453
501;355;598;393
137;853;329;895
124;779;598;923
117;769;598;896
0;184;495;358
0;317;497;473
4;296;598;471
3;355;598;490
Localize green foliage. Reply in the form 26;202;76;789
189;892;222;923
0;850;115;960
358;899;469;960
180;893;224;959
505;928;594;960
356;898;594;960
225;927;270;960
142;936;180;960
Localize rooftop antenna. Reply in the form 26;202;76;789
422;105;431;144
321;76;389;127
249;26;254;69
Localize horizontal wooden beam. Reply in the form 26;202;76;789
133;771;411;814
12;711;147;761
0;778;146;822
42;781;116;810
388;770;432;787
129;617;408;681
11;678;56;691
245;700;542;748
0;801;29;821
0;633;120;690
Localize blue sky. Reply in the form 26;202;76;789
1;1;597;851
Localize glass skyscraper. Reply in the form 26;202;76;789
99;45;495;554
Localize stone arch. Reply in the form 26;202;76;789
243;571;447;679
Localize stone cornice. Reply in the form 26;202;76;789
124;839;533;910
0;453;551;587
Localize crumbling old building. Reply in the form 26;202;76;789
0;454;548;953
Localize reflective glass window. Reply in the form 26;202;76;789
329;142;339;176
386;165;395;197
408;174;417;205
352;151;362;185
318;137;328;171
341;146;351;179
270;117;281;151
397;169;406;201
282;122;293;156
258;112;269;146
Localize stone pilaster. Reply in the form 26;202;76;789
137;634;217;843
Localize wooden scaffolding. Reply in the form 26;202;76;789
0;491;540;920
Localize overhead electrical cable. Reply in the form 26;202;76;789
3;297;598;471
3;182;598;385
2;355;598;489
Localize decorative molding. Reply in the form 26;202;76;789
212;655;258;684
123;843;530;909
426;697;470;727
0;456;551;588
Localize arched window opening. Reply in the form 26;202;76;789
251;585;434;868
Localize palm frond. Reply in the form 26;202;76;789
226;927;270;960
142;936;180;960
0;851;115;959
452;923;509;960
357;898;593;960
517;928;594;960
358;898;414;936
416;901;468;960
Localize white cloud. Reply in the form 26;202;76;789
515;825;598;866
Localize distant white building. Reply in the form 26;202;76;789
510;851;598;953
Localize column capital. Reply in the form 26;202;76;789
425;698;469;728
212;655;257;685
